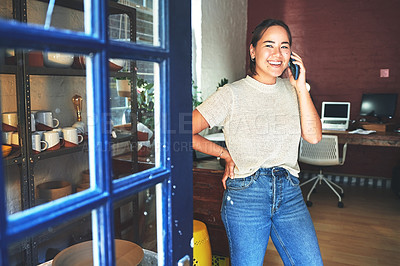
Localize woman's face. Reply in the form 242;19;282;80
250;25;291;84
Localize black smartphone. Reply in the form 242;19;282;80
288;54;300;80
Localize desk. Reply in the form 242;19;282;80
322;130;400;147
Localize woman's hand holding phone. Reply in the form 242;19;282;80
289;52;307;90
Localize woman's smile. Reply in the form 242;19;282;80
268;60;283;67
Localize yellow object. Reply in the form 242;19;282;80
2;145;12;158
193;220;212;266
212;255;230;266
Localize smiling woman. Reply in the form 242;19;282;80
192;18;322;265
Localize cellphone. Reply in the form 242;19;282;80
288;54;300;80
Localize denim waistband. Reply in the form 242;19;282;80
256;167;289;178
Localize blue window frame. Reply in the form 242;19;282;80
0;0;192;265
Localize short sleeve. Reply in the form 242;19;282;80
196;85;233;128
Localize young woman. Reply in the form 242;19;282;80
192;19;323;265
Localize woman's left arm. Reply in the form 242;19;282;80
289;52;322;144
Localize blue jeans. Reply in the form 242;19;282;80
221;167;323;266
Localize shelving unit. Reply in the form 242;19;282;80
1;0;139;265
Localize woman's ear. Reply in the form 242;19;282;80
249;44;255;59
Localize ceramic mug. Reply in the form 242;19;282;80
11;132;19;147
52;127;63;139
31;113;36;132
36;111;59;131
32;133;48;154
72;121;85;134
2;112;18;132
43;131;63;151
62;127;83;147
35;130;46;140
2;131;13;145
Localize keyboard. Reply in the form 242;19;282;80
322;120;346;125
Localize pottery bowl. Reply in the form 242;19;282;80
52;239;144;266
43;52;74;68
109;58;126;71
37;180;72;201
2;145;12;157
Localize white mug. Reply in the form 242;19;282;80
43;131;63;150
52;127;63;139
31;113;36;132
36;111;59;130
2;131;13;145
62;127;83;147
11;132;19;147
2;112;18;132
72;121;85;134
35;130;46;140
32;133;48;153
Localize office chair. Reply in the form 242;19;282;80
299;135;347;208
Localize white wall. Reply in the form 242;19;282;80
192;0;248;100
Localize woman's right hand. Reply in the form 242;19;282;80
222;153;235;190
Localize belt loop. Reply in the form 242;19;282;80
284;168;289;178
271;167;277;178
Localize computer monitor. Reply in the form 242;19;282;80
321;102;351;131
360;93;398;120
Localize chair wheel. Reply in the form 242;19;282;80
306;201;313;207
338;201;344;208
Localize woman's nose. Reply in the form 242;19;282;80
272;47;282;56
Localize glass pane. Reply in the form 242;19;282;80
0;72;18;159
30;51;89;207
0;0;87;33
27;0;86;32
110;59;158;178
1;48;21;214
112;0;160;46
3;165;23;214
0;0;13;20
1;47;90;211
113;185;158;264
8;211;93;265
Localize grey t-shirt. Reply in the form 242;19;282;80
196;75;301;178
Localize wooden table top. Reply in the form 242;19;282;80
322;130;400;147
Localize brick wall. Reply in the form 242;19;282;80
247;0;400;178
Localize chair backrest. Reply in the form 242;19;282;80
299;135;343;166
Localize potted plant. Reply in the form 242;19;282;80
136;77;154;131
115;77;131;97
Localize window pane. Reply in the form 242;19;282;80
8;212;93;265
113;185;159;264
30;51;89;207
0;0;13;20
112;0;161;46
2;165;22;214
1;50;18;215
110;59;158;178
1;73;19;211
27;0;86;32
1;48;90;211
0;0;87;33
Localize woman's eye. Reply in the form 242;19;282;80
281;46;289;49
265;44;273;48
